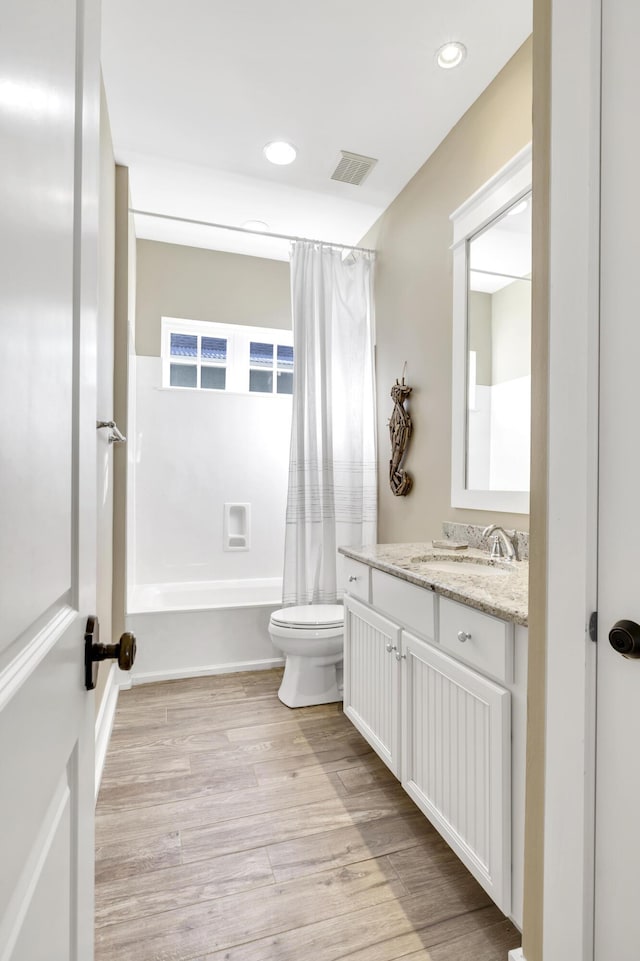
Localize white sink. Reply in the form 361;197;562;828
418;559;514;577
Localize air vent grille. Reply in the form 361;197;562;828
330;150;378;186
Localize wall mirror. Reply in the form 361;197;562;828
450;145;532;513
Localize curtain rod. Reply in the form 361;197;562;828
129;208;376;255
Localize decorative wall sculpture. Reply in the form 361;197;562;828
389;369;413;496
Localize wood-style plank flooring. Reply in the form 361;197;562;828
95;669;521;961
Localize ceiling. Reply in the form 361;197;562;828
101;1;532;261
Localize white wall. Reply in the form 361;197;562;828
490;374;531;490
467;385;492;489
467;377;530;492
132;356;292;587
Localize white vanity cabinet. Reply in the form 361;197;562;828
343;598;401;776
343;568;527;927
401;629;512;914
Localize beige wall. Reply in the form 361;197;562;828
363;37;532;542
94;81;116;714
469;292;493;385
522;2;549;958
492;279;532;383
135;241;292;356
112;166;136;642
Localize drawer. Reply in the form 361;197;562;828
342;556;371;603
371;569;435;640
439;596;513;683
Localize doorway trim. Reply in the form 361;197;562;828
536;0;601;958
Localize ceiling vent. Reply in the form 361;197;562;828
330;150;378;186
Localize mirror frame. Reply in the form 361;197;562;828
449;143;532;514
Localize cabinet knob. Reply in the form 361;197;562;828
348;575;358;582
385;642;397;653
395;651;407;661
457;630;472;643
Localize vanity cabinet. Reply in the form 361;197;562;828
401;630;511;914
343;569;527;925
343;599;401;776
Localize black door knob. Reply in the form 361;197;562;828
84;616;137;689
609;619;640;659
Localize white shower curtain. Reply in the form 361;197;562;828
283;241;377;607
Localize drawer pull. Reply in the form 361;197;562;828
348;575;358;582
385;642;397;653
457;630;472;643
395;651;407;661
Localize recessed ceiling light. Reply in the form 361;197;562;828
242;220;269;232
436;41;467;70
508;199;529;217
263;141;297;165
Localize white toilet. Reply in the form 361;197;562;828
268;604;344;708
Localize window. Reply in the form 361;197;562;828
249;341;294;395
167;331;227;390
161;318;294;395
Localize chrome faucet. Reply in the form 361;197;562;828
482;524;518;561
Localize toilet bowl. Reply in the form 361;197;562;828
268;604;344;708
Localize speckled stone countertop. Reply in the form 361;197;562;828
339;542;529;627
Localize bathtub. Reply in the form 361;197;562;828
124;578;284;685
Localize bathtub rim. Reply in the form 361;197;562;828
127;577;283;615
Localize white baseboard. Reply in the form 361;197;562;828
94;664;120;802
126;657;285;687
508;949;525;961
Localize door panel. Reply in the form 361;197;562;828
0;0;78;654
0;0;100;957
595;2;640;956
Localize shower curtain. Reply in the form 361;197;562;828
283;241;377;607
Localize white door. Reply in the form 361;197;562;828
0;1;100;958
595;2;640;957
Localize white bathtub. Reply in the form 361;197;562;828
128;577;282;614
124;578;284;685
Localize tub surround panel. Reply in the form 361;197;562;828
340;543;528;626
125;604;283;686
132;356;291;587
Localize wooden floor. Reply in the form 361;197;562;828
95;669;521;961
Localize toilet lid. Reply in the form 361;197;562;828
270;604;344;630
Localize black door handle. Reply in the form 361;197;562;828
609;619;640;659
85;615;137;689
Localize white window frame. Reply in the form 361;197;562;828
161;317;294;396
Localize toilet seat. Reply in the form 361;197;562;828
270;604;344;631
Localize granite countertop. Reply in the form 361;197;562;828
339;542;529;626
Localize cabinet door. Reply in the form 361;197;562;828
343;597;401;776
401;631;511;915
